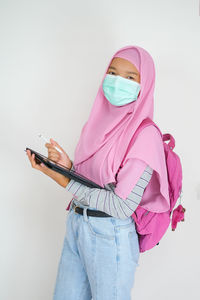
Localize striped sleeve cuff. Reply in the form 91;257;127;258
66;179;81;195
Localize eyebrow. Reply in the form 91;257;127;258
108;66;138;75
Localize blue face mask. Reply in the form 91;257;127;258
102;74;141;106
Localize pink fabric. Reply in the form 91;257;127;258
73;45;170;213
171;204;185;230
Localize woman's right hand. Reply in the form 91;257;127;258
26;149;52;176
26;138;72;187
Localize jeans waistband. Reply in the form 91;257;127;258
70;198;101;211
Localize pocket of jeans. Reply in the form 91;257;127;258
114;216;135;230
128;229;140;266
87;216;115;240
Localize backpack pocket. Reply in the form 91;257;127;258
133;208;156;234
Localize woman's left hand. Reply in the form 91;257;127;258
45;138;72;169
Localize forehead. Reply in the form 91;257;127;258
109;57;139;73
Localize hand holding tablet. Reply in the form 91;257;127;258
25;147;103;189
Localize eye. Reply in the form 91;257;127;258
108;71;116;75
127;76;135;80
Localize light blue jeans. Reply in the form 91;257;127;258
53;199;140;300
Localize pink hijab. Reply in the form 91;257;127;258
73;45;170;213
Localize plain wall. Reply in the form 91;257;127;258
0;0;200;299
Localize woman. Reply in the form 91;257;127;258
26;45;169;300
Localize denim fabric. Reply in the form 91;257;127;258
53;199;140;300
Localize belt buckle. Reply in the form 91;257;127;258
73;204;79;214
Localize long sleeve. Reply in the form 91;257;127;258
66;161;153;219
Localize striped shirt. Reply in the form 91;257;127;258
66;163;153;219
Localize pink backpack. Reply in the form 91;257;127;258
130;118;186;253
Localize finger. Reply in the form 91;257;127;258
27;151;34;166
26;150;32;163
45;143;55;149
31;153;38;168
27;152;34;168
50;138;65;153
31;154;46;171
31;153;40;168
26;151;46;171
26;149;31;156
48;147;60;155
39;162;49;172
49;153;60;160
49;155;60;162
45;143;61;157
26;149;30;158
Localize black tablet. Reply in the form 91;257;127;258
25;147;103;189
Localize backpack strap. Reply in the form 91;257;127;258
133;118;159;141
119;118;163;169
140;119;175;150
118;118;153;170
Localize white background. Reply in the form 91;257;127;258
0;0;200;299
